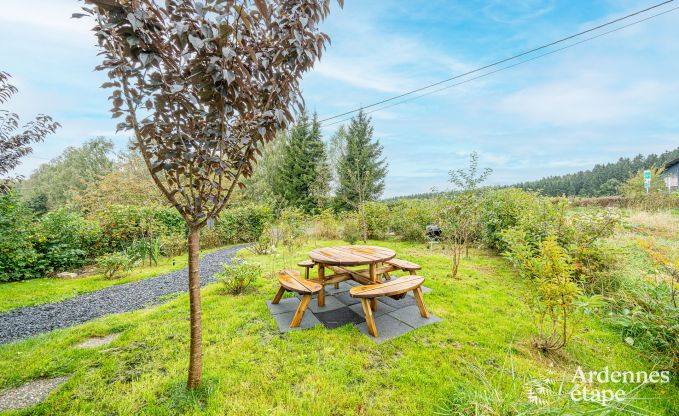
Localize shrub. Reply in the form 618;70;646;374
200;228;224;250
363;201;390;239
94;205;183;250
32;209;104;274
217;203;273;243
277;207;307;252
479;188;542;251
340;212;362;245
215;257;261;295
0;192;39;281
610;281;679;371
248;223;274;255
127;237;161;266
389;199;441;242
160;234;186;257
96;252;133;279
312;209;340;240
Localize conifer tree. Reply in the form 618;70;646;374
335;110;387;240
276;112;329;213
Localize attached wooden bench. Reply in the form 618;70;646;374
297;259;315;279
349;275;429;337
385;258;422;275
272;269;322;328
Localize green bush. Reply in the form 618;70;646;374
312;209;340;240
277;207;307;251
610;281;679;371
94;205;184;250
215;257;261;295
32;209;104;274
96;252;133;279
479;188;543;251
217;203;273;243
388;199;441;242
340;212;362;244
0;192;39;281
363;201;390;239
160;234;186;257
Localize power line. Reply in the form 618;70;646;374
320;5;679;128
318;0;675;125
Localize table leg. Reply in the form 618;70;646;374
318;264;325;307
369;263;378;311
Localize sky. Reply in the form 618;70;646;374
1;0;678;197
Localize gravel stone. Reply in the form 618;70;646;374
0;245;245;345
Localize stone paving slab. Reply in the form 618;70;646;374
389;305;443;329
348;300;395;318
266;298;301;315
0;376;69;411
377;295;416;309
314;307;364;329
355;314;415;344
272;311;321;332
333;291;361;305
308;296;345;313
75;333;120;349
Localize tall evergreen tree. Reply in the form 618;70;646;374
276;113;329;213
335;110;388;240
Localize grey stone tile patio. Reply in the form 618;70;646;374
267;283;441;342
389;305;443;329
272;310;322;332
348;300;395;318
355;314;414;344
266;298;301;315
308;295;345;313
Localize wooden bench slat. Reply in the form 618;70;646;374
349;275;424;299
386;258;422;271
278;270;322;294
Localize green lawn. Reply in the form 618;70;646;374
0;246;229;313
0;239;676;415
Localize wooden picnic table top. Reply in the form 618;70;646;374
309;245;396;267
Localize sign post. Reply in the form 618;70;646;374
644;170;651;194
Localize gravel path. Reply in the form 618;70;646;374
0;245;246;345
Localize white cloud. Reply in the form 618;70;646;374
496;77;670;125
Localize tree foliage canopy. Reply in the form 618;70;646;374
0;71;60;190
335;110;387;209
79;0;338;228
18;137;115;211
276;112;329;213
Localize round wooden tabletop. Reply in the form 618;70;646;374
309;245;396;267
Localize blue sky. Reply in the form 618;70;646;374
1;0;678;197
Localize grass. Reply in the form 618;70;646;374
0;246;229;313
0;239;676;415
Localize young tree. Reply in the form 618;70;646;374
439;152;492;277
335;110;387;241
79;0;340;389
276;112;329;213
0;72;60;191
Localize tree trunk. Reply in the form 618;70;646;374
186;227;203;389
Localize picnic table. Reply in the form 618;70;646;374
308;245;398;309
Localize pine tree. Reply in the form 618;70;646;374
276;113;329;213
335;110;388;240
